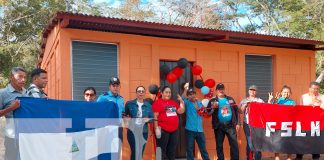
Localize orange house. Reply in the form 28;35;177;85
39;12;324;159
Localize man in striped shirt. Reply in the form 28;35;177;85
27;68;48;98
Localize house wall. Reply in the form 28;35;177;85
41;27;316;160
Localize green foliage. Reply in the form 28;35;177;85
0;0;66;87
0;0;323;91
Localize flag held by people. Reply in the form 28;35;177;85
248;102;324;154
14;97;120;160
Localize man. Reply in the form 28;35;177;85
296;81;324;160
97;77;124;158
239;85;264;160
0;67;28;160
182;83;210;160
97;77;124;119
207;83;239;160
27;68;48;98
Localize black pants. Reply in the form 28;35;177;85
296;154;320;160
214;124;239;160
156;129;179;160
4;136;18;160
127;128;148;160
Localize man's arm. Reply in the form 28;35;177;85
0;99;20;117
177;94;185;114
206;98;216;115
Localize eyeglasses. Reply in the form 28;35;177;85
137;90;145;93
84;93;95;96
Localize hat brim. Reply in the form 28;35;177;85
109;82;120;85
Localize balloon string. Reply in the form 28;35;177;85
199;75;203;80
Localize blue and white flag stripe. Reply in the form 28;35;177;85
14;98;120;160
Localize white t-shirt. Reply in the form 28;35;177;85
136;101;144;125
301;93;324;107
239;97;264;124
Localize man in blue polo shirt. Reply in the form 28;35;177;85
97;77;124;159
182;83;209;160
0;67;28;160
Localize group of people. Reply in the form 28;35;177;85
0;67;47;160
241;83;324;160
1;66;324;160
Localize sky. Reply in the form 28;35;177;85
90;0;257;31
93;0;149;6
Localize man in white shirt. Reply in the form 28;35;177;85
297;81;323;160
301;81;324;108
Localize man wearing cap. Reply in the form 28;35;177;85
182;83;210;160
97;77;124;118
207;83;239;160
97;77;124;158
239;85;264;160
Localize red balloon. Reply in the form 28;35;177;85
166;73;177;83
192;65;202;75
204;79;216;88
172;67;183;77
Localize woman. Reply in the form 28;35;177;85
124;86;153;160
83;87;96;102
268;85;296;160
152;86;185;160
239;85;264;160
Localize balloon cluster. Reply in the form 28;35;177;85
160;58;217;98
191;63;216;118
153;58;218;119
160;58;188;83
191;64;216;98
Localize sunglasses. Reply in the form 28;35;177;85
137;90;145;93
84;93;95;96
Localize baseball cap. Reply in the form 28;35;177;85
248;85;257;90
109;77;120;85
216;83;225;90
186;88;196;95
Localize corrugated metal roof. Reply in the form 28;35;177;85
40;11;324;56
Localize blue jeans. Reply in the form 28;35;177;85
214;123;239;160
185;129;210;160
243;122;261;160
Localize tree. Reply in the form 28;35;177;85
0;0;67;87
224;0;324;92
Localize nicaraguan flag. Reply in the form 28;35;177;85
14;97;120;160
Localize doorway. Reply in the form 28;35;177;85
160;60;193;158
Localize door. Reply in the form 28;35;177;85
160;60;193;158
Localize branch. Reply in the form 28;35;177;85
316;70;324;83
255;0;283;35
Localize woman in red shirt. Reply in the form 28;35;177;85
153;86;185;160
